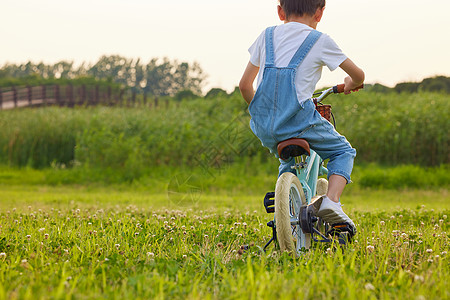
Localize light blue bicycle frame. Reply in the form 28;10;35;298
293;150;328;205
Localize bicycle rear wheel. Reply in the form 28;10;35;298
275;172;310;254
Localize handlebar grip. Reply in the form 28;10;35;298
333;84;364;94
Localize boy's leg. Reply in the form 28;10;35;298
327;174;347;203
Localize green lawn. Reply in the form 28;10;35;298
0;181;448;299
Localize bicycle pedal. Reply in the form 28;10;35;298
263;192;275;213
328;223;356;237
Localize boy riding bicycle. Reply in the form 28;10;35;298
239;0;364;232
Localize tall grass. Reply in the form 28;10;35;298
0;92;448;179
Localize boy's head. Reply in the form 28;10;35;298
279;0;325;18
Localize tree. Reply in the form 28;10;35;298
419;76;450;93
205;88;228;99
143;58;206;97
0;56;206;96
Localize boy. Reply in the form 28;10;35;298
239;0;364;231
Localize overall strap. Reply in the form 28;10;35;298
287;30;322;68
264;26;276;67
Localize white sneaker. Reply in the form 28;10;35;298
317;196;356;232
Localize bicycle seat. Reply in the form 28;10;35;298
277;138;310;160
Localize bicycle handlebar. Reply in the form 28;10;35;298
333;84;364;94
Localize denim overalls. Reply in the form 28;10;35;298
248;26;356;183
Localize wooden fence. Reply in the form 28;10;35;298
0;84;161;110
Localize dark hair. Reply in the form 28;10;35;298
279;0;325;17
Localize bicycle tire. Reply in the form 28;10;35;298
275;172;310;254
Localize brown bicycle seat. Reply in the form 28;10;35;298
277;138;310;160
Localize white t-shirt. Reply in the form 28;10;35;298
249;22;347;104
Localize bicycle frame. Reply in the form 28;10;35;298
292;151;327;205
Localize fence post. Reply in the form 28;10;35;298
27;86;32;106
41;85;47;106
67;84;74;107
107;86;112;105
154;96;158;108
12;86;18;108
0;87;2;109
95;85;99;105
54;85;60;105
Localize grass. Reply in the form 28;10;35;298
0;91;448;172
0;180;448;299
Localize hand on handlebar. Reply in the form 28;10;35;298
343;76;363;95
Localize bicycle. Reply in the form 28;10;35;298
262;84;362;255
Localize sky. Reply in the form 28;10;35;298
1;0;450;93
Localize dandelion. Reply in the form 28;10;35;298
242;222;247;228
398;215;403;219
115;244;120;249
364;283;375;291
182;255;187;259
26;235;31;240
390;215;395;220
435;255;440;259
443;215;447;219
147;252;154;258
439;219;444;225
0;253;6;258
414;275;424;282
44;233;49;239
217;242;224;249
380;221;385;226
135;232;139;236
426;249;433;253
427;258;433;263
326;248;333;255
366;245;375;253
38;228;45;232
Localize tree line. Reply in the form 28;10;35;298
367;76;450;94
1;56;449;97
0;55;206;97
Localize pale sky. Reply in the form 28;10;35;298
1;0;449;92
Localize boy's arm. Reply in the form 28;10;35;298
239;62;259;104
339;58;365;94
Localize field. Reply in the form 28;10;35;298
0;91;449;299
0;182;449;299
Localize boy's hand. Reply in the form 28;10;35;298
340;59;365;95
343;76;362;94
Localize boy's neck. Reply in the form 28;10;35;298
284;14;318;29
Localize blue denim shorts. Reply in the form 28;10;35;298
276;99;357;183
